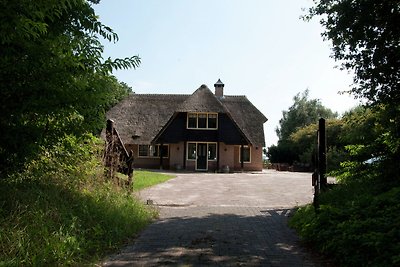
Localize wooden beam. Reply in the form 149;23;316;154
159;143;163;170
240;144;244;171
183;141;187;170
318;118;327;190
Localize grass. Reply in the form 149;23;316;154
133;170;175;190
0;135;159;266
116;170;175;191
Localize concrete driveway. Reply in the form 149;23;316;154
102;170;327;267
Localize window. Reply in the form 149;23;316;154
160;145;169;158
187;113;218;129
208;143;217;160
187;143;217;160
198;114;207;128
187;143;196;160
139;145;149;157
239;146;251;163
151;145;158;157
188;113;197;128
208;114;217;128
138;144;169;158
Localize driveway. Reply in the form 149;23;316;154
102;170;327;266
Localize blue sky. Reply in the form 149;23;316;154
94;0;360;147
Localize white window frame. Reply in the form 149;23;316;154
138;144;169;158
207;143;217;161
186;142;218;161
239;145;251;163
186;113;218;130
187;142;197;160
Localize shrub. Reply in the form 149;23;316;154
0;134;156;266
290;182;400;266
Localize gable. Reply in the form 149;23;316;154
155;112;246;144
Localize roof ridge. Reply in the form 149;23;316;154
134;93;190;96
224;95;246;97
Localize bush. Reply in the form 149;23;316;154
290;182;400;266
0;135;156;266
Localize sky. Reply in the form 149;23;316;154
94;0;360;147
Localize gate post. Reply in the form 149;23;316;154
105;119;115;180
318;118;327;191
313;118;327;211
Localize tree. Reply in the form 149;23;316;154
0;0;139;175
306;0;400;105
307;0;400;182
269;89;337;164
276;89;337;141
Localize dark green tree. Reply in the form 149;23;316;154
0;0;139;175
268;90;337;164
306;0;400;105
307;0;400;182
276;89;337;141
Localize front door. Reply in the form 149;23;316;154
196;143;207;170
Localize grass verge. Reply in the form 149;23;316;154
116;170;175;191
133;170;175;191
0;135;157;266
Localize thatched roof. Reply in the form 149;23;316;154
177;84;226;113
105;85;267;146
220;95;267;146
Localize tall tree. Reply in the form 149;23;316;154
276;89;337;141
269;90;337;164
306;0;400;105
306;0;400;182
0;0;139;174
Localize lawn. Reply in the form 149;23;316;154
117;170;175;191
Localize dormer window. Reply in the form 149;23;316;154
187;113;218;129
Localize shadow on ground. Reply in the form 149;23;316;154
103;208;325;266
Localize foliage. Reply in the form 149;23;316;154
0;0;138;175
306;0;400;106
276;89;337;141
0;135;156;266
290;181;400;266
268;89;337;165
266;143;297;165
305;0;400;179
291;2;400;265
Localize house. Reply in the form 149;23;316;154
105;80;267;171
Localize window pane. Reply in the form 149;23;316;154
161;145;169;157
188;113;197;128
208;114;217;128
208;143;217;160
198;114;207;128
150;145;158;157
187;143;196;160
241;146;251;162
139;145;149;157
